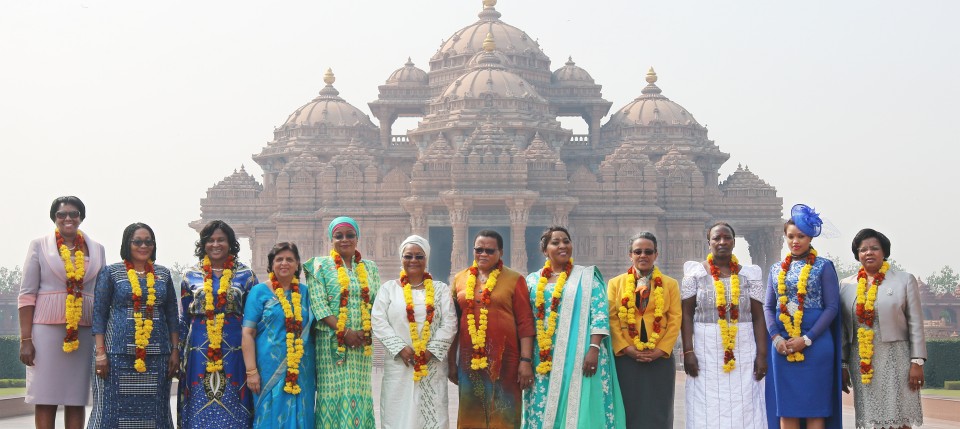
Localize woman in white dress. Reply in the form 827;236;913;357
680;222;768;429
371;235;458;429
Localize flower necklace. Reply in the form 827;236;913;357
270;272;304;394
464;260;502;370
855;261;889;384
777;249;817;362
401;269;435;381
56;229;85;353
619;266;664;351
534;258;573;374
707;253;741;373
332;249;372;356
201;255;234;374
125;260;156;373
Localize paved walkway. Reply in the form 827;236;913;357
2;371;957;428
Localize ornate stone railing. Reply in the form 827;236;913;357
390;135;413;146
567;134;590;146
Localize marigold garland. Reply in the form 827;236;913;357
619;266;664;351
708;253;741;373
464;260;502;370
201;255;234;374
56;229;85;353
534;258;572;374
855;261;889;384
270;272;304;394
125;260;156;373
401;270;435;381
777;249;817;362
332;250;373;356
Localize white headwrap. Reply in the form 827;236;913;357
399;235;431;263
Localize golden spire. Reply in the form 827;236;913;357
483;0;497;8
324;68;336;86
483;33;495;52
645;67;657;84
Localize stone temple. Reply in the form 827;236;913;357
193;0;783;280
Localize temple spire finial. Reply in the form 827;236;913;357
323;68;336;86
483;33;496;52
646;67;658;84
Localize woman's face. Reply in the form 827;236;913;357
473;236;502;273
331;225;358;257
857;237;885;273
54;202;82;236
630;238;658;274
204;228;229;265
401;244;426;278
129;228;155;265
708;226;736;259
271;249;299;281
543;231;572;268
784;224;812;256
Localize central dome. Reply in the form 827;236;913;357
432;0;548;70
440;35;544;102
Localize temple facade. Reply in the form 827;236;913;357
193;0;784;280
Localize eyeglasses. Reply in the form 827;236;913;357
858;246;882;254
474;247;497;255
130;239;156;248
631;248;656;256
333;233;357;241
402;254;426;260
55;210;81;220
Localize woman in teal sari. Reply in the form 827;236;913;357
241;242;316;428
522;226;626;428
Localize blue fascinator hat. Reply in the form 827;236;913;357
790;204;823;238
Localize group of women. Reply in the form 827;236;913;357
16;196;927;429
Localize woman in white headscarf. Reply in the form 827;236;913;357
371;235;458;429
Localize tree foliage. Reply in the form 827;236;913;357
0;266;22;295
925;265;960;296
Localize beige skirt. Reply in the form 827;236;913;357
25;324;93;406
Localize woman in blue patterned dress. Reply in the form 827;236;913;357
763;205;842;429
89;222;179;429
241;242;316;428
178;220;258;428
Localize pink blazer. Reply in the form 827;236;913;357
18;232;106;326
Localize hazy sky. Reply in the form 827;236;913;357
1;0;957;278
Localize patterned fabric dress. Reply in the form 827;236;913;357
177;261;258;428
242;281;316;429
521;266;625;429
452;265;535;429
303;255;381;429
88;262;179;429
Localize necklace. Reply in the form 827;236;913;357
332;250;373;356
534;258;572;374
707;253;740;372
777;249;817;362
270;272;304;394
56;229;85;353
464;260;502;370
401;270;435;381
202;255;234;374
855;261;889;384
125;259;156;373
620;266;664;351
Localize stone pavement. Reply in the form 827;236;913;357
2;371;957;428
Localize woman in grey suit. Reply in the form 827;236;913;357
839;228;925;429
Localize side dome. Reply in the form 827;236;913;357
284;69;377;128
385;58;428;86
552;57;595;86
432;0;548;69
606;68;699;127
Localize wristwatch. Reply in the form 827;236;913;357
802;335;812;347
910;358;925;366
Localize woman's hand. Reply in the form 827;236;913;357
447;359;459;385
517;360;534;390
167;353;180;379
842;367;852;393
683;352;699;377
424;350;435;362
344;329;365;348
19;340;35;366
784;337;807;355
637;348;665;363
582;347;599;377
398;346;415;367
753;355;768;381
908;362;925;391
247;371;261;395
622;345;640;361
95;355;110;380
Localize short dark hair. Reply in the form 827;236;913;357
539;226;571;252
49;196;86;222
194;220;241;259
120;222;157;262
708;221;736;239
475;230;504;251
628;231;658;252
851;228;891;262
267;242;302;278
783;218;796;234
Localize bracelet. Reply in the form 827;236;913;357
95;354;107;362
245;368;259;375
772;336;785;347
519;357;532;363
589;344;601;352
683;349;695;355
20;337;31;342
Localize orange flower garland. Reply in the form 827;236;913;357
777;249;817;362
464;260;502;370
333;250;373;356
56;229;85;353
534;258;572;374
707;253;741;373
619;266;664;351
125;260;156;373
401;270;435;381
270;272;304;394
201;255;234;374
855;261;889;384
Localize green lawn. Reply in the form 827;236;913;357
0;387;25;397
922;388;960;398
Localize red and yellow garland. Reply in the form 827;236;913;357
125;260;156;373
708;253;741;372
401;270;435;381
56;229;85;353
777;249;817;362
202;255;234;374
333;250;372;356
855;261;889;384
270;272;304;394
534;258;572;374
619;266;664;351
465;260;502;370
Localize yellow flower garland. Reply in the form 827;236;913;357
333;250;373;356
777;249;817;362
126;261;156;373
855;261;889;384
56;229;85;353
401;270;435;381
465;260;501;370
534;258;572;374
270;272;304;394
708;253;740;373
201;255;234;373
619;266;664;351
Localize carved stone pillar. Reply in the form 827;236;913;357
378;115;396;148
508;200;532;272
448;203;470;274
589;106;605;149
409;208;428;238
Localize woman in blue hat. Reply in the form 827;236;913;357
762;204;843;429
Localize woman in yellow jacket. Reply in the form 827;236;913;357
608;231;682;429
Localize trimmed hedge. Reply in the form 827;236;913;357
0;336;25;379
0;379;25;388
945;381;960;390
925;338;960;388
